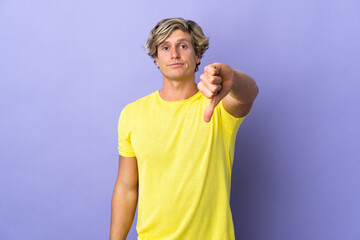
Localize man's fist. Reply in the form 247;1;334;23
197;63;234;122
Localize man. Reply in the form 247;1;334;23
110;18;258;240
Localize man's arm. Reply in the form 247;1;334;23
198;63;258;121
222;69;259;118
110;155;138;240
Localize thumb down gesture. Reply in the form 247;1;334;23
197;63;234;122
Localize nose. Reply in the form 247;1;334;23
170;47;180;59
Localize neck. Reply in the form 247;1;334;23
159;75;198;102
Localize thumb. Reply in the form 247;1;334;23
204;98;219;122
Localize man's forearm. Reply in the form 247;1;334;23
229;70;258;104
110;187;138;240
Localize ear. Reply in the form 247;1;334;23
196;53;201;64
154;56;159;67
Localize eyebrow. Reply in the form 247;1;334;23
160;38;191;45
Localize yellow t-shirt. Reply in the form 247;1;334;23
118;90;246;240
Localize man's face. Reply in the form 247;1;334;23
154;29;200;81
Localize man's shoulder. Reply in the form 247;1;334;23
134;90;158;105
123;90;158;113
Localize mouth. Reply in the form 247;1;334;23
168;63;184;67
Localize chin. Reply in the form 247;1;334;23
166;75;187;81
162;72;188;81
163;69;195;81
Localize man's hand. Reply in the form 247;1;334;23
197;63;234;122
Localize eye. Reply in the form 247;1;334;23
179;44;187;49
162;46;169;51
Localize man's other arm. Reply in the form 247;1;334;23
198;63;258;121
110;155;138;240
222;69;259;118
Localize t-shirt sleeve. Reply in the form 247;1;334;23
118;105;136;157
219;100;248;134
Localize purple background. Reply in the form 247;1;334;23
1;0;359;239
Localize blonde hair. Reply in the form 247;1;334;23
144;17;209;72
